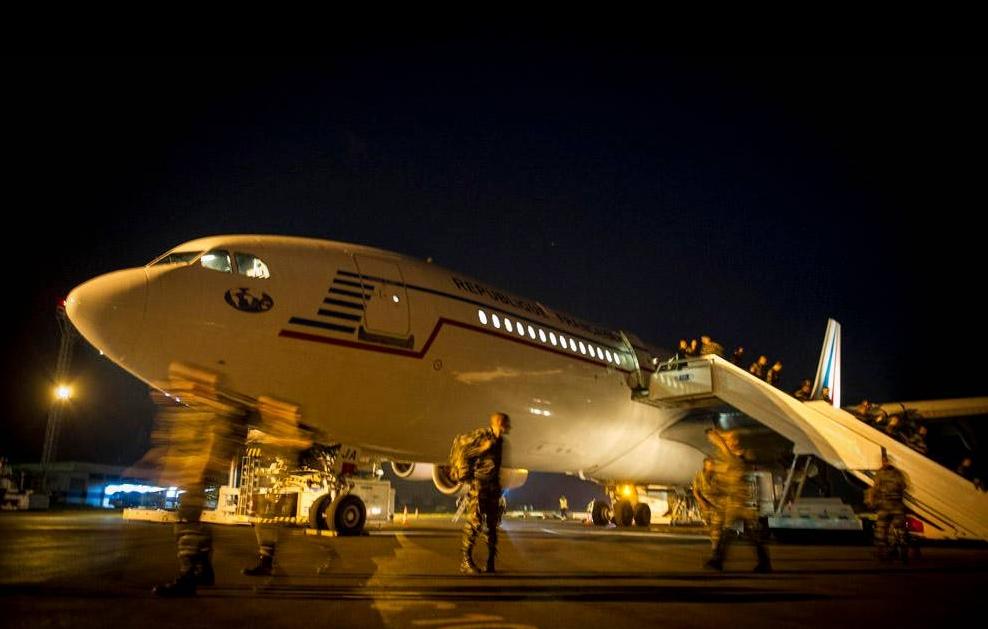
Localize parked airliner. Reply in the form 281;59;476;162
69;236;892;532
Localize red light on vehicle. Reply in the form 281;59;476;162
906;516;924;533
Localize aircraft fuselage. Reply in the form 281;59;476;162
66;236;704;485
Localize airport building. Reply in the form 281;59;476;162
12;461;159;508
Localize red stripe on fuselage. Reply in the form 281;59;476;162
279;317;633;373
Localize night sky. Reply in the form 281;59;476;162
3;52;985;465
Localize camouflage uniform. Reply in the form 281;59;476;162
144;383;245;597
793;384;812;401
692;466;723;550
868;464;907;557
748;361;766;379
460;427;504;573
242;398;313;577
765;367;782;388
706;431;771;572
905;432;928;456
699;339;725;357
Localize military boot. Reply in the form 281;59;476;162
153;572;197;597
243;543;275;576
242;554;274;576
753;544;772;573
704;538;725;571
460;552;481;574
193;551;215;586
485;554;496;574
153;558;197;598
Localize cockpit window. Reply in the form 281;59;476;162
200;250;233;273
151;251;201;266
234;252;271;279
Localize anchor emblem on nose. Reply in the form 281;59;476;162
224;288;274;313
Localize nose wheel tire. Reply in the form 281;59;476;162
329;494;367;536
309;493;367;536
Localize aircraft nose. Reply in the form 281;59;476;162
65;268;147;365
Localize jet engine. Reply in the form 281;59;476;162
389;461;434;481
431;465;529;495
499;467;529;490
431;464;462;495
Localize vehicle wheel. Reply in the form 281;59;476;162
612;499;634;527
591;500;611;526
323;494;367;536
633;502;651;527
308;494;332;530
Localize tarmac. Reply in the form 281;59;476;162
2;510;987;628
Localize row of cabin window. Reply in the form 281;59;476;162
155;249;271;279
477;309;621;366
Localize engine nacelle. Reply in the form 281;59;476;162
430;465;529;495
390;461;434;481
431;464;462;495
499;467;529;490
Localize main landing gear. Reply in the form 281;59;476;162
590;486;651;528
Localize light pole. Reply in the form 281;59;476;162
41;304;76;489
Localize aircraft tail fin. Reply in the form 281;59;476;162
811;318;841;408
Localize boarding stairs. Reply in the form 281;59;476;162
645;356;988;541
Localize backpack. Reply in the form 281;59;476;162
448;430;482;483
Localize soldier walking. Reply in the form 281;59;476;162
867;449;909;559
692;458;723;551
457;412;511;574
142;365;246;597
241;397;314;577
748;355;769;379
704;429;771;573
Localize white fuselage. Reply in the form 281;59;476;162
66;236;704;485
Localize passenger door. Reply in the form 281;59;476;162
352;255;410;339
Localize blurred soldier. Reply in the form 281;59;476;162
141;365;246;597
955;456;984;490
748;355;769;379
699;335;725;357
884;414;905;441
792;379;812;401
559;495;569;520
956;455;975;480
0;457;11;505
852;400;888;428
685;339;700;357
676;339;690;360
458;412;512;574
866;450;908;559
851;399;873;422
765;361;783;387
906;424;929;456
704;429;771;573
730;346;745;367
241;397;314;577
692;458;722;551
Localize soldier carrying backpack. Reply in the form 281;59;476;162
451;411;511;574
